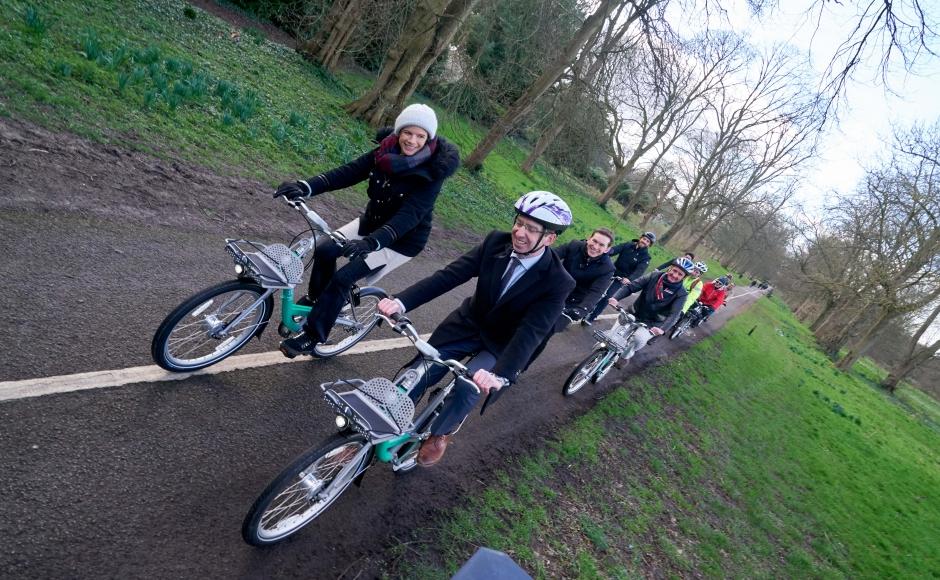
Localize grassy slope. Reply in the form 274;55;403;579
0;0;724;271
395;298;940;578
5;3;939;577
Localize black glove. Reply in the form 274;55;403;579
273;180;311;200
342;237;378;260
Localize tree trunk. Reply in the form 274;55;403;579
463;0;621;171
809;298;838;332
880;300;940;392
521;121;566;173
836;311;891;371
881;343;940;392
600;163;631;207
345;0;479;127
659;216;687;245
299;0;364;72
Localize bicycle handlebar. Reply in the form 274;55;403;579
608;304;648;328
377;313;481;394
282;197;347;245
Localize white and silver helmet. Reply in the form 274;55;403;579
513;191;573;233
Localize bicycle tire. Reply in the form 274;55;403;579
312;288;386;358
669;317;690;340
563;349;608;396
151;279;273;372
241;433;372;547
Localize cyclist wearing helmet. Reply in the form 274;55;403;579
522;227;616;370
694;275;729;325
584;231;656;324
606;256;692;356
655;251;694;272
275;104;461;357
377;191;575;466
680;261;708;313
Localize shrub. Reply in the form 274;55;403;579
587;166;608;191
23;5;50;34
78;29;102;61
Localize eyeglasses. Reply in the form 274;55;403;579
513;217;545;235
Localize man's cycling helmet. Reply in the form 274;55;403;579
715;276;729;287
514;191;573;233
695;261;708;274
641;231;656;244
673;256;694;274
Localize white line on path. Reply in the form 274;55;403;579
0;291;766;403
0;333;435;403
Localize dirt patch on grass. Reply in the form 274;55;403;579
187;0;297;49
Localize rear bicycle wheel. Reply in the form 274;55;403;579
151;280;272;372
313;289;385;358
242;434;372;546
563;349;608;396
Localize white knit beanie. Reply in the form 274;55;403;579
393;104;438;139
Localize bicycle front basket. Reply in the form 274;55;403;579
599;320;634;351
323;378;415;435
256;243;304;285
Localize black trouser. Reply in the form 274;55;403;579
587;275;625;321
522;313;573;372
303;238;381;343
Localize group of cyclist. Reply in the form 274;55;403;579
272;104;733;467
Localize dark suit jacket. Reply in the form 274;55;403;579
554;240;615;312
395;230;576;381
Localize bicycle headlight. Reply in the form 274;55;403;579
335;415;349;429
234;264;245;275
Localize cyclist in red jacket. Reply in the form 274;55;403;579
694;276;730;325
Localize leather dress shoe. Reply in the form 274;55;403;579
417;434;450;467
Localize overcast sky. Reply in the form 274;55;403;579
722;0;940;212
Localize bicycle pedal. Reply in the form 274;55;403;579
392;457;417;472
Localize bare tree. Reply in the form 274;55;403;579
464;0;653;171
660;46;822;245
596;33;742;205
881;299;940;392
300;0;368;72
519;2;640;173
345;0;482;127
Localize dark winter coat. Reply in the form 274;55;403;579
395;231;575;382
308;128;460;256
611;271;688;330
553;240;615;314
608;240;651;280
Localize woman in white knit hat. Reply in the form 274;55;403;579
275;104;461;358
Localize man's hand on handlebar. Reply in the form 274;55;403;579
377;298;402;317
650;327;664;336
608;297;620;307
472;369;504;395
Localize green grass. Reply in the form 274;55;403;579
392;299;940;578
1;0;699;261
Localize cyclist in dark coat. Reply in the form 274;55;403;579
606;257;693;355
585;231;655;323
275;104;460;357
523;228;615;370
377;192;575;467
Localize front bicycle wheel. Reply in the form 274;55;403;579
242;434;372;547
151;280;273;372
313;289;384;358
563;349;608;396
669;317;690;340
